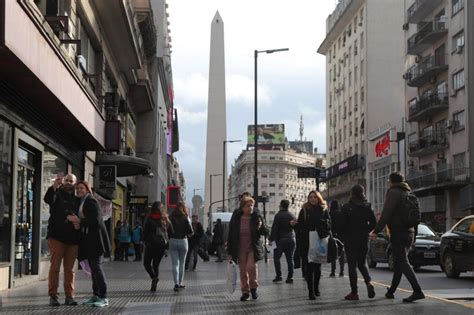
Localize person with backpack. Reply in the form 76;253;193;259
132;222;143;261
143;201;173;292
338;185;376;301
370;172;424;303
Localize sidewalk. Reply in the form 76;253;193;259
0;254;471;314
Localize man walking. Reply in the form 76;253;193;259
329;200;345;277
269;199;297;284
370;172;424;303
185;215;203;271
44;174;80;306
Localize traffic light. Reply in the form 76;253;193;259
166;185;181;209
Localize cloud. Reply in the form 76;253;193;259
174;73;208;108
176;107;207;125
227;74;271;107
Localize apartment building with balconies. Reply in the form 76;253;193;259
403;0;473;231
229;148;318;227
318;0;406;209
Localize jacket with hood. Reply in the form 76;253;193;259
337;198;376;242
374;182;415;234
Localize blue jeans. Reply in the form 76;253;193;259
169;238;188;285
273;238;296;279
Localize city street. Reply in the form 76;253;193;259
1;251;473;314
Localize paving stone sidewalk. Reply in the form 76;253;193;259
0;255;471;314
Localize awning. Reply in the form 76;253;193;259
95;154;152;177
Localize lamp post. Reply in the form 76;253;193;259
209;174;222;214
254;48;289;205
223;139;242;211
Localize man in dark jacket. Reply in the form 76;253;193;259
370;172;424;303
186;215;204;271
329;200;345;277
213;219;225;262
44;174;80;306
269;199;296;283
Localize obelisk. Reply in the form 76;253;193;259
204;11;227;229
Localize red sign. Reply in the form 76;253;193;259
375;133;390;158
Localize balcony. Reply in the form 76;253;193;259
407;166;469;192
407;0;444;24
405;54;448;87
408;92;449;122
92;0;144;72
407;19;448;55
408;130;448;157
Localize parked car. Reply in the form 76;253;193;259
367;223;441;271
440;215;474;278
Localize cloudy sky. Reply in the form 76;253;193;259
168;0;336;204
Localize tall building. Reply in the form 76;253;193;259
204;12;227;227
403;0;473;231
229;148;318;227
0;0;177;289
318;0;406;208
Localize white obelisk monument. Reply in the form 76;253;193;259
204;11;227;228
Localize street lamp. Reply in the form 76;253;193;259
254;48;289;205
223;139;242;211
209;173;222;213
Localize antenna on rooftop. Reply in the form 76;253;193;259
299;115;304;142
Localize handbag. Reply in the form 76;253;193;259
226;260;238;294
308;230;329;264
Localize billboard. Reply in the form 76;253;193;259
247;124;285;146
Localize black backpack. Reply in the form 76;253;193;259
147;219;168;247
402;192;421;228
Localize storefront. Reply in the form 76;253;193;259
0;81;89;289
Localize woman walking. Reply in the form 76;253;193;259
295;191;331;300
337;185;376;300
168;202;193;292
143;201;173;292
227;196;268;301
70;181;110;308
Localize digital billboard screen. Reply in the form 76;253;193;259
247;124;285;146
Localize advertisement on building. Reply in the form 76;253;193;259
126;114;136;153
247;124;285;146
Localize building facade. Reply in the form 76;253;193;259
403;0;473;231
0;0;179;290
318;0;406;209
229;148;318;227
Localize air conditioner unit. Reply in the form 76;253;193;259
415;55;422;63
407;160;414;167
456;44;464;54
445;120;453;129
402;23;409;31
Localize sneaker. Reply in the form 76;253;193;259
250;288;258;300
240;293;250;301
173;284;180;292
367;283;375;299
64;297;78;306
82;296;99;305
315;290;320;297
385;289;395;299
273;276;283;282
329;273;336;277
151;277;159;292
178;285;186;289
92;298;109;307
285;278;293;284
345;292;359;301
403;292;425;303
308;293;316;300
49;296;60;306
339;272;344;277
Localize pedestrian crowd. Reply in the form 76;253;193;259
44;171;424;307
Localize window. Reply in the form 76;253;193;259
360;60;364;77
360;8;364;24
453;110;465;131
453;152;465;169
354;92;358;110
453;218;473;234
328;49;332;63
354;16;358;33
452;0;464;16
0;120;12;262
361;86;365;104
360;32;364;49
437;81;447;96
354;40;358;56
452;69;465;91
452;30;464;52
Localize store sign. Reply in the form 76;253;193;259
128;195;148;213
375;133;391;158
325;154;364;180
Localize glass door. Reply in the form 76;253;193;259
14;147;37;278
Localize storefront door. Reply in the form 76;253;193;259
14;146;39;278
